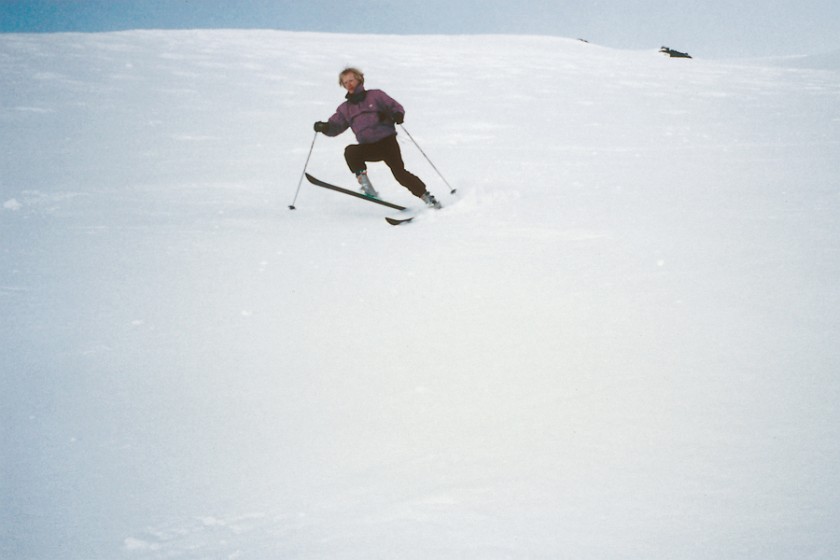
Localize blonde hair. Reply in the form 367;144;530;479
338;67;365;87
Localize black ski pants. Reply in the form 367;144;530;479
344;134;426;197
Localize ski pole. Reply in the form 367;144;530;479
399;124;457;194
288;131;318;210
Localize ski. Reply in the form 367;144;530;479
386;215;415;226
386;197;446;225
305;173;407;211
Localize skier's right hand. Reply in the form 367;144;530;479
313;121;329;133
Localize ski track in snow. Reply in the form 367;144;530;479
2;30;840;560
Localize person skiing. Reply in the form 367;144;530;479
313;67;441;209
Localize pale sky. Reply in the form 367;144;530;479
1;0;837;58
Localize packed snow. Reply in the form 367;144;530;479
2;30;840;559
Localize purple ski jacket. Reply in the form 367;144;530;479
323;86;405;145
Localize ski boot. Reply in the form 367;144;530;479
422;192;442;209
355;170;378;198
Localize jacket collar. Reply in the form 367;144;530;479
345;85;367;104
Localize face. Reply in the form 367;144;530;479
341;73;360;94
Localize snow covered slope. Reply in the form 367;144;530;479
2;30;840;559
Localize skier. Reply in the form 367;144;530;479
313;67;441;209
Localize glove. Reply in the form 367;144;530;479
377;112;404;124
313;121;329;133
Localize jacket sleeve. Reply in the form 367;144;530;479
374;90;405;121
324;107;350;137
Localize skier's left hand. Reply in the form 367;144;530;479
393;112;404;125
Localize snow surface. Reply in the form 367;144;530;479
2;30;840;560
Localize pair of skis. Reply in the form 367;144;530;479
304;173;418;225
